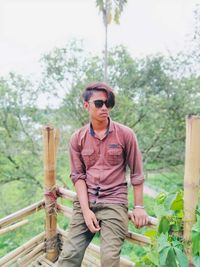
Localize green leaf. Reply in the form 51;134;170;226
174;247;189;267
170;191;183;211
192;219;200;232
166;248;178;267
158;216;170;234
192;255;200;267
145;229;157;239
159;246;171;265
164;193;176;209
172;240;182;249
146;250;160;266
192;231;200;255
158;233;170;252
154;203;167;219
156;192;167;205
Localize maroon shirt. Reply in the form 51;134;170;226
69;119;144;205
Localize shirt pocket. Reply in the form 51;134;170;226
106;148;123;166
81;148;96;169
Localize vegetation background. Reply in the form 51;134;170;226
0;0;200;266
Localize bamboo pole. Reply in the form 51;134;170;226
126;231;151;245
183;115;200;263
0;200;44;229
0;219;28;235
58;187;76;199
43;126;59;262
38;255;56;266
22;251;44;267
16;242;44;266
0;232;45;266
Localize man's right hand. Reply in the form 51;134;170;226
83;209;101;233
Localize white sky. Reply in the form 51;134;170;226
0;0;199;77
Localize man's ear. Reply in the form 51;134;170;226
84;101;89;111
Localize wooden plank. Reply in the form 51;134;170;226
0;219;29;235
19;251;43;267
0;232;45;266
0;200;44;229
17;242;44;265
40;255;56;266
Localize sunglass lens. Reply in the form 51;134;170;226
105;101;111;108
94;100;104;108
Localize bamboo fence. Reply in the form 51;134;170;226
0;116;199;266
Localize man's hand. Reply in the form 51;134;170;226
83;209;101;233
130;208;149;228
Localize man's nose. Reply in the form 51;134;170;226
101;103;108;109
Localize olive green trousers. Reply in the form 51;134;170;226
57;201;128;267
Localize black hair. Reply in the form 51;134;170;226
82;81;115;108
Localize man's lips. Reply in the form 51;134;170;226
100;113;108;116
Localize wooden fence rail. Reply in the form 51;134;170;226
0;200;45;229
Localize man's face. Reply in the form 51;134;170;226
84;91;110;122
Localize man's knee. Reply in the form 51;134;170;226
101;249;120;267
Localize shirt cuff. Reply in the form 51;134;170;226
70;173;86;185
131;174;144;185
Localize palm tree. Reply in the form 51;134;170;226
96;0;127;82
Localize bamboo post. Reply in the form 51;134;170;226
183;116;200;263
43;126;59;262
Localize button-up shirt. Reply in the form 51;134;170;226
69;119;144;204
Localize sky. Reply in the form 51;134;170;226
0;0;199;78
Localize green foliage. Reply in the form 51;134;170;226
136;191;189;267
96;0;127;25
145;166;184;193
192;206;200;266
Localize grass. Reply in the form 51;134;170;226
145;171;183;193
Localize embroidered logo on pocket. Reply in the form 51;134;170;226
109;144;120;149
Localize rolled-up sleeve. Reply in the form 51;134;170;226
125;130;144;185
69;133;86;185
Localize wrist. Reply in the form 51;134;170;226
134;205;144;209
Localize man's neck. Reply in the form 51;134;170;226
91;118;109;133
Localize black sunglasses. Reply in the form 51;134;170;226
88;99;112;109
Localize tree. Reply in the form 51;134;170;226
0;73;44;214
40;41;200;167
96;0;127;82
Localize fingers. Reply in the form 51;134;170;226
93;218;100;229
88;219;101;233
84;211;101;233
131;210;149;228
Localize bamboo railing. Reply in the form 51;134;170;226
0;117;199;266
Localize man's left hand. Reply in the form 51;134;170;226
130;208;149;228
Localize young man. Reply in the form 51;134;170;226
58;81;148;267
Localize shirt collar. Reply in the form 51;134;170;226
89;117;114;136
